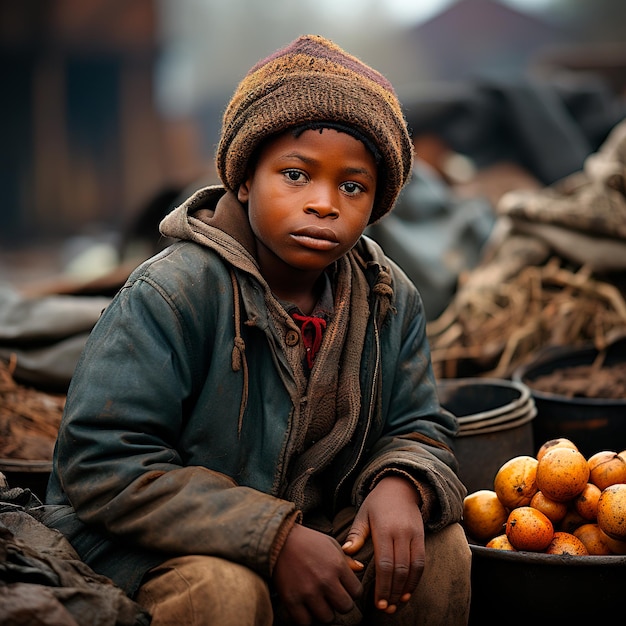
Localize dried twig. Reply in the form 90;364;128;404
0;356;65;460
428;259;626;379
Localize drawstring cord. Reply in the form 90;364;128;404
229;269;249;436
291;312;327;369
371;266;395;323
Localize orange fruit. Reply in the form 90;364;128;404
462;489;508;542
573;523;614;555
544;531;589;555
596;483;626;540
494;455;538;509
530;490;568;524
588;450;626;490
486;533;516;551
559;508;587;534
598;527;626;554
573;482;602;521
536;437;578;462
505;506;554;552
535;447;589;502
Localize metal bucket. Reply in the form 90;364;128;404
437;378;536;492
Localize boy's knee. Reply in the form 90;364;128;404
136;555;273;626
406;523;471;626
429;521;472;566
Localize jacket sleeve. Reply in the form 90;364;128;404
50;250;297;578
351;260;467;531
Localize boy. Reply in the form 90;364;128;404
43;35;471;625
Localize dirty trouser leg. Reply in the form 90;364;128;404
134;554;273;626
368;523;472;625
331;510;472;626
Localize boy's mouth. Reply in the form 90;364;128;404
291;226;339;251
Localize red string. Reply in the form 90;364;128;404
291;312;327;369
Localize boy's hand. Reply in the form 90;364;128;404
273;523;363;625
342;475;425;614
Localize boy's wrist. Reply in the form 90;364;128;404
269;509;302;575
369;468;429;511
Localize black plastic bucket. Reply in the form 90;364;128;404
513;339;626;458
469;545;626;624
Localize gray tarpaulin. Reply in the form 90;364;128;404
0;286;111;391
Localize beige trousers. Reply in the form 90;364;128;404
135;522;471;626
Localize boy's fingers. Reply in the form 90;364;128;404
342;533;366;554
346;556;364;572
342;513;370;554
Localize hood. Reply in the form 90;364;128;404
160;185;260;277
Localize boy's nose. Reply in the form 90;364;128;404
304;188;339;218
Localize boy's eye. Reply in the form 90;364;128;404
283;169;306;183
340;181;365;196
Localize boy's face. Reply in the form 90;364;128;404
237;128;377;279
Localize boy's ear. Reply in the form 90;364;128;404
237;175;251;203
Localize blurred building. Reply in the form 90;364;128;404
0;0;205;246
406;0;568;81
1;0;625;251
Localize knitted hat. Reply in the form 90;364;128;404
216;34;413;224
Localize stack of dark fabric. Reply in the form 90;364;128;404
0;481;150;625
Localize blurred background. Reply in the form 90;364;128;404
1;0;626;286
3;0;626;511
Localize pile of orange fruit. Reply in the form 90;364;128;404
462;438;626;555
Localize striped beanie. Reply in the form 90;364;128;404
216;34;413;223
